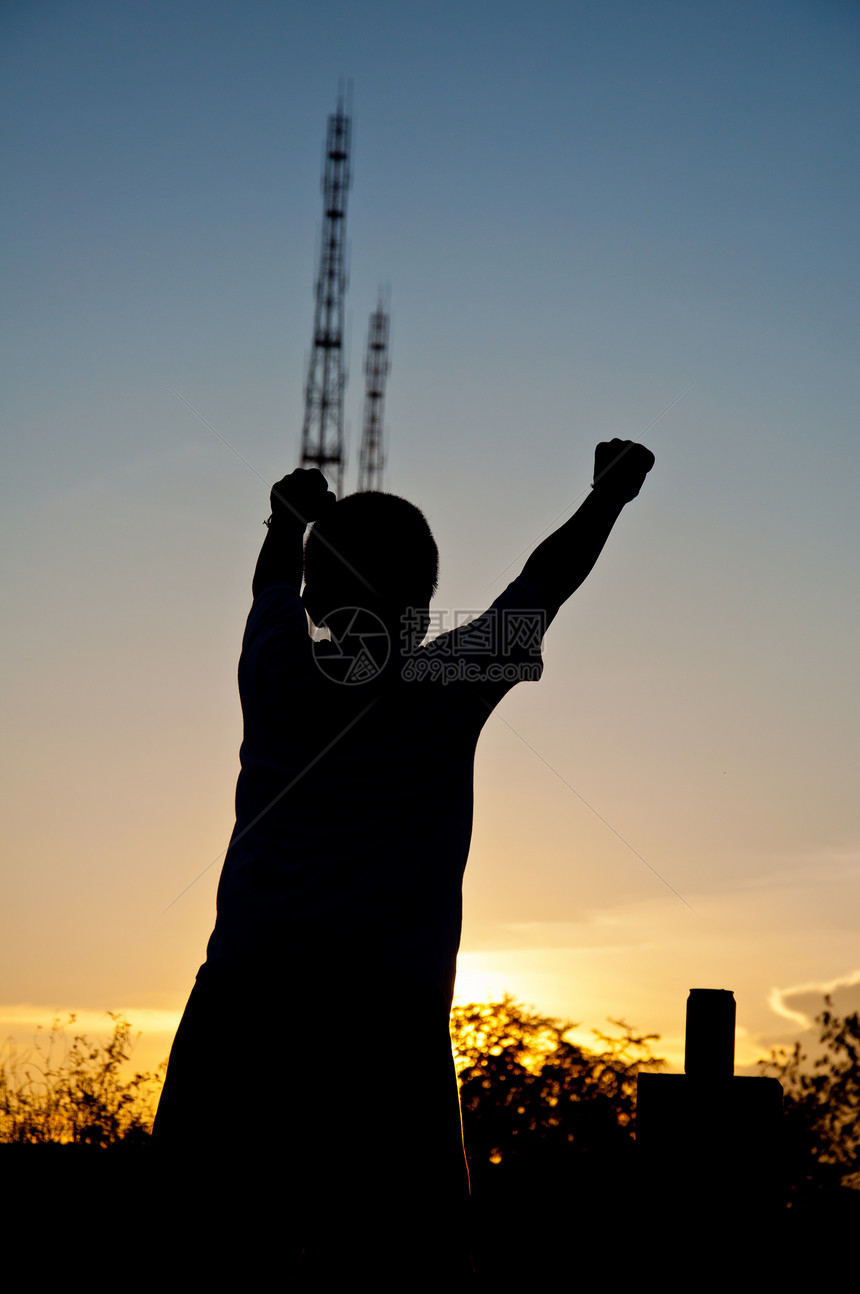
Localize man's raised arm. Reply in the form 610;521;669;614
252;468;335;599
520;439;655;615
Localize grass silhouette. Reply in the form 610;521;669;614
0;1013;164;1146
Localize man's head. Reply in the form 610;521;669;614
302;492;438;644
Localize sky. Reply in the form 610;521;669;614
2;0;859;1078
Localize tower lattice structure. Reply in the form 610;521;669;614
357;298;390;493
300;97;351;497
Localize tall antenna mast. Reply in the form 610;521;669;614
300;94;351;496
357;295;390;492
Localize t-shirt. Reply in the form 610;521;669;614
205;576;546;1007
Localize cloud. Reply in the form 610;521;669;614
769;968;860;1033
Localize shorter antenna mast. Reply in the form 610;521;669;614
357;294;390;493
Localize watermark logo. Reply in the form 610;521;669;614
314;605;546;686
400;656;542;684
313;607;391;685
401;606;546;655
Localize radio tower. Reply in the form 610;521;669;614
300;95;351;496
357;296;390;492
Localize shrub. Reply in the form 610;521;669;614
451;995;664;1175
0;1013;164;1146
758;996;860;1199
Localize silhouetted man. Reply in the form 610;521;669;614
154;439;654;1282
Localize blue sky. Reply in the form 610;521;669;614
2;0;858;1071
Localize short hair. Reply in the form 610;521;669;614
304;492;438;609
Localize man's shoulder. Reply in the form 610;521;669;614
406;576;545;700
241;582;313;679
245;583;307;637
248;580;305;614
425;576;546;654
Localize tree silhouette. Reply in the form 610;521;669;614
451;995;664;1172
450;996;664;1275
758;996;860;1204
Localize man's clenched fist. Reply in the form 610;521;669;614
592;439;655;502
270;468;337;528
